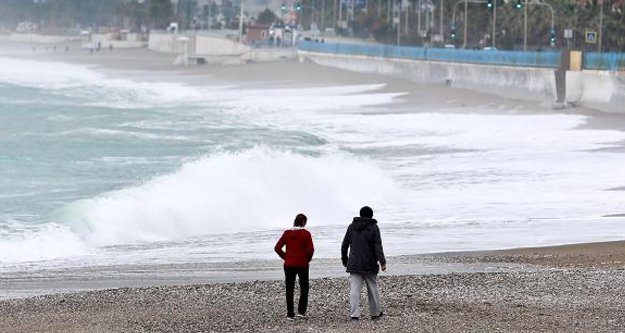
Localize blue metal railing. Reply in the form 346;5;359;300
300;41;625;71
584;52;625;71
299;41;560;68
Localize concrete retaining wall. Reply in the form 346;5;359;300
149;33;249;56
91;34;146;49
148;33;179;53
242;48;297;62
149;32;295;63
299;50;554;101
566;71;625;113
9;33;81;44
195;35;249;55
298;50;625;113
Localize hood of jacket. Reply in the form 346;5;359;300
351;216;378;231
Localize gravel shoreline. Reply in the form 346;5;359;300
3;246;625;333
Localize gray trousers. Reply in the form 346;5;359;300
349;273;381;318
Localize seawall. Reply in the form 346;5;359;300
90;34;146;49
298;48;624;113
148;32;249;56
148;32;296;63
9;33;81;44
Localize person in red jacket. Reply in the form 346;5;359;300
274;213;315;320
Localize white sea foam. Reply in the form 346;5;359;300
0;57;399;111
0;56;220;107
0;223;91;263
57;147;400;247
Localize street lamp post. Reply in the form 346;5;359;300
397;0;401;46
523;0;527;50
529;0;555;47
338;0;343;25
440;0;444;43
350;0;355;29
238;0;244;43
311;0;315;30
417;0;422;34
491;0;496;47
463;0;468;48
452;0;487;49
321;0;325;30
405;0;410;34
598;0;604;53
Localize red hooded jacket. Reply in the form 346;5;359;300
274;227;314;268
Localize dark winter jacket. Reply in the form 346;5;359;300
275;227;314;268
341;217;386;274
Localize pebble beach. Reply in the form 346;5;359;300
3;242;625;332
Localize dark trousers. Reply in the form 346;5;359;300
284;267;309;317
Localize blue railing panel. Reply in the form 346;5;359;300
300;41;624;71
584;52;625;71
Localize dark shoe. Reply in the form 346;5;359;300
296;313;308;319
350;317;359;321
371;312;384;321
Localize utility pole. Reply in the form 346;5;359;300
238;0;244;43
311;0;316;29
598;0;604;53
338;0;343;26
417;0;422;34
334;0;338;28
462;0;467;48
351;0;355;26
440;0;444;43
491;0;496;48
320;0;324;30
405;2;409;34
523;0;527;51
397;0;401;45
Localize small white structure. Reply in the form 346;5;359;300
173;36;190;66
167;22;179;34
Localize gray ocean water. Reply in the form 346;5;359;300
2;53;625;274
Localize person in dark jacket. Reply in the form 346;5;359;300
275;213;315;320
341;206;386;321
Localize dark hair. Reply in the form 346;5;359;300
359;206;373;218
294;213;307;227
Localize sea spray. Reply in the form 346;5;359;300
58;147;400;247
0;222;91;263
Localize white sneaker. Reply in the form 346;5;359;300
296;313;308;319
